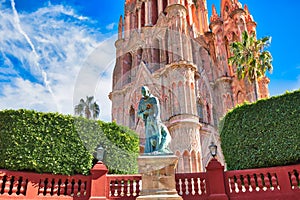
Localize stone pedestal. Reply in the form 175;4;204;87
137;155;182;200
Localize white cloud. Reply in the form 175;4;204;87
0;3;115;121
0;78;57;112
73;35;117;121
106;22;116;30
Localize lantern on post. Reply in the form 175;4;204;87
209;142;217;158
96;145;105;162
90;145;108;199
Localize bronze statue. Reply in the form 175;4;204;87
138;86;172;155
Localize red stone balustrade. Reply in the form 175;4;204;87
0;168;91;199
175;172;208;199
0;159;299;200
224;162;300;200
106;174;141;199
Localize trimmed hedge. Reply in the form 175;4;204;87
0;109;139;175
77;119;139;174
220;89;300;170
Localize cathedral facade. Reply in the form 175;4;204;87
109;0;269;172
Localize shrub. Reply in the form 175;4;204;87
0;109;139;175
220;89;300;170
76;119;139;174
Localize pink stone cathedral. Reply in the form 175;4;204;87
109;0;270;172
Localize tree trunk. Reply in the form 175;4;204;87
253;72;260;101
85;107;91;119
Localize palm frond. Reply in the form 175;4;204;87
228;31;273;99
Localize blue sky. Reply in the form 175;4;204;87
0;0;299;121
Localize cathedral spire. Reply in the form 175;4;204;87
244;4;254;22
243;4;257;34
231;0;242;12
118;15;123;40
210;4;221;23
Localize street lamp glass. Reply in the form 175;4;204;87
209;142;217;158
96;146;105;161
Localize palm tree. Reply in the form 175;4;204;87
228;31;273;100
74;96;100;119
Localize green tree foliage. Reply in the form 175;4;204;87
74;96;100;119
228;31;273;100
219;90;300;170
0;109;139;175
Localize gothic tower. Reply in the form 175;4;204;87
110;0;270;172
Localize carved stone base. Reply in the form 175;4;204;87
137;155;182;200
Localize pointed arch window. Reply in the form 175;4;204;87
197;100;204;122
152;0;158;25
237;90;245;104
150;38;160;72
141;2;145;27
129;106;135;129
223;3;230;19
225;5;229;12
191;151;197;172
137;48;143;67
165;30;169;64
183;150;191;172
123;52;132;84
162;0;168;14
206;103;211;124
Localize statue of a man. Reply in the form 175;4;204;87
138;86;172;154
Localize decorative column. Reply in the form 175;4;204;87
124;11;130;39
146;0;152;26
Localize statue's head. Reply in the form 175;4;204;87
141;86;150;97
